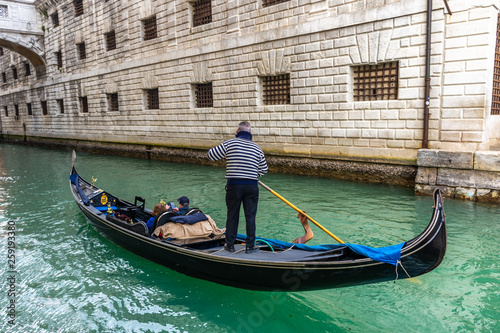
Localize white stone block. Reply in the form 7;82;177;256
442;95;486;108
362;129;377;138
446;19;491;39
445;46;489;62
398;88;419;100
441;119;484;131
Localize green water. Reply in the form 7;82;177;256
0;144;499;332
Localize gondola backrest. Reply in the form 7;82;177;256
184;208;202;216
154;211;179;230
153;208;204;230
89;191;117;210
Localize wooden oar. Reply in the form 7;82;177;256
258;180;345;244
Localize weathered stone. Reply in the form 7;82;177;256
439;186;456;199
415;167;437;185
414;184;434;196
455;187;476;201
418;149;474;169
476;189;500;203
474;151;500;172
437;168;500;190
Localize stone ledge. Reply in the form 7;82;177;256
437;169;500;190
474;151;500;172
417;149;473;169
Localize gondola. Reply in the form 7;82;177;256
69;152;446;291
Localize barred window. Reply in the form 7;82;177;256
27;103;32;115
25;63;31;76
4;106;7;117
2;72;6;83
194;83;213;108
143;16;157;41
492;14;500;115
56;51;63;68
262;74;291;105
57;99;65;114
107;93;119;111
77;43;86;60
74;0;84;17
146;88;159;109
80;97;88;113
51;12;59;27
14;104;19;117
41;101;48;115
263;0;290;7
193;0;212;27
353;62;398;101
12;67;17;80
105;30;116;51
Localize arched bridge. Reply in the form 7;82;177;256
0;1;45;74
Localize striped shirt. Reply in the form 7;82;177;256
208;136;268;180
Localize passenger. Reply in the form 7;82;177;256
173;196;190;215
146;203;167;233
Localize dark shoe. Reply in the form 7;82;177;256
224;244;235;252
245;246;260;254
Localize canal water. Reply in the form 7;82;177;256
0;144;498;332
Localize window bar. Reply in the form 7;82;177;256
143;16;157;41
105;31;116;51
77;43;86;60
263;74;290;105
147;89;159;109
80;97;88;113
193;0;212;27
42;101;48;115
353;62;398;101
109;93;119;111
195;83;213;108
74;0;84;17
263;0;289;8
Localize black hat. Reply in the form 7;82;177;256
177;196;189;205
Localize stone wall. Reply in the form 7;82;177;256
415;149;500;202
1;0;500;198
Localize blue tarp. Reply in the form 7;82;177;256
239;234;404;266
69;174;90;205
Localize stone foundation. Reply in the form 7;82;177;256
415;149;500;203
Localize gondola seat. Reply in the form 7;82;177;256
106;214;149;237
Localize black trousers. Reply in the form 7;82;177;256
225;184;259;248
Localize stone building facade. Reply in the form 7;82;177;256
1;0;499;200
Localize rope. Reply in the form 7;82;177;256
394;260;412;283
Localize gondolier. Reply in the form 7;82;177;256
208;121;268;253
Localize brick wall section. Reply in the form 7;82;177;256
1;0;499;166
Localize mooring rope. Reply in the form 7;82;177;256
394;260;412;282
